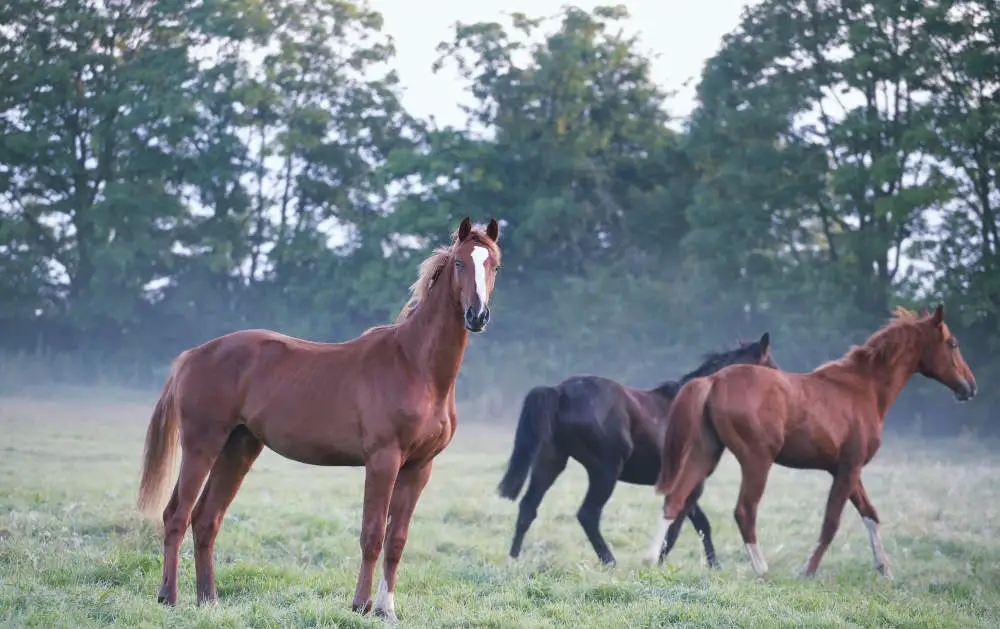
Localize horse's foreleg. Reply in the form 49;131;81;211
352;449;402;616
849;478;892;578
191;426;264;604
577;464;620;566
800;466;859;577
732;460;773;577
374;460;434;623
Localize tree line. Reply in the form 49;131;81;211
1;1;997;434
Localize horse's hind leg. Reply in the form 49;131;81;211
848;479;892;578
646;450;721;565
508;444;568;561
732;458;774;577
374;460;434;623
577;462;621;566
658;485;720;569
158;415;232;605
191;425;264;604
685;502;721;569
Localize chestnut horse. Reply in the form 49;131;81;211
136;217;502;621
497;333;778;568
649;305;977;578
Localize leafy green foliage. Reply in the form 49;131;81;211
0;1;997;432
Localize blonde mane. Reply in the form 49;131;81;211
393;224;501;324
814;306;931;373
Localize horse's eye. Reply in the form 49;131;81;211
947;338;958;349
455;260;464;270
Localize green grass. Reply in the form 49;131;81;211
1;392;999;628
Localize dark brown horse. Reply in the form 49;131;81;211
136;217;502;621
497;333;778;568
650;305;977;577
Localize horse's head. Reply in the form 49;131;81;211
452;216;501;333
733;332;778;369
916;304;977;402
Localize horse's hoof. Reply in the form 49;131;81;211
375;608;399;625
877;565;894;580
352;599;373;615
156;595;175;606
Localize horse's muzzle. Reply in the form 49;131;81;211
954;379;977;402
465;305;490;332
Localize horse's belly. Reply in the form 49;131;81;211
774;452;825;470
246;418;365;467
620;451;660;485
265;440;365;466
775;440;837;470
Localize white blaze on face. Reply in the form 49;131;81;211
471;245;489;314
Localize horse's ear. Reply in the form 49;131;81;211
486;217;500;242
921;305;930;317
457;216;472;242
759;332;771;353
931;303;945;326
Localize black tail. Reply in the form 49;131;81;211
497;385;560;500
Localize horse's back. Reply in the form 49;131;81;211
175;327;392;416
710;364;857;468
711;363;791;405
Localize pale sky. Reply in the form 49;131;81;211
370;0;758;128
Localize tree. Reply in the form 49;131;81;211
683;0;953;357
0;0;206;352
386;5;700;383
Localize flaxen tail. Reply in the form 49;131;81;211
136;353;188;519
496;386;560;500
655;377;714;497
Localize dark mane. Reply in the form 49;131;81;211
652;343;759;397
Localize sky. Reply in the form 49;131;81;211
368;0;758;128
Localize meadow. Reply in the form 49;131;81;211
1;389;999;628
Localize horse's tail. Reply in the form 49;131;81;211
496;385;560;500
655;377;715;497
136;351;189;519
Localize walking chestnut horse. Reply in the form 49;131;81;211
497;333;778;568
649;305;977;578
136;217;501;621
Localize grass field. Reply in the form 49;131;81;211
1;389;999;628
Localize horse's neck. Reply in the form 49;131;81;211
400;272;468;395
863;348;920;420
